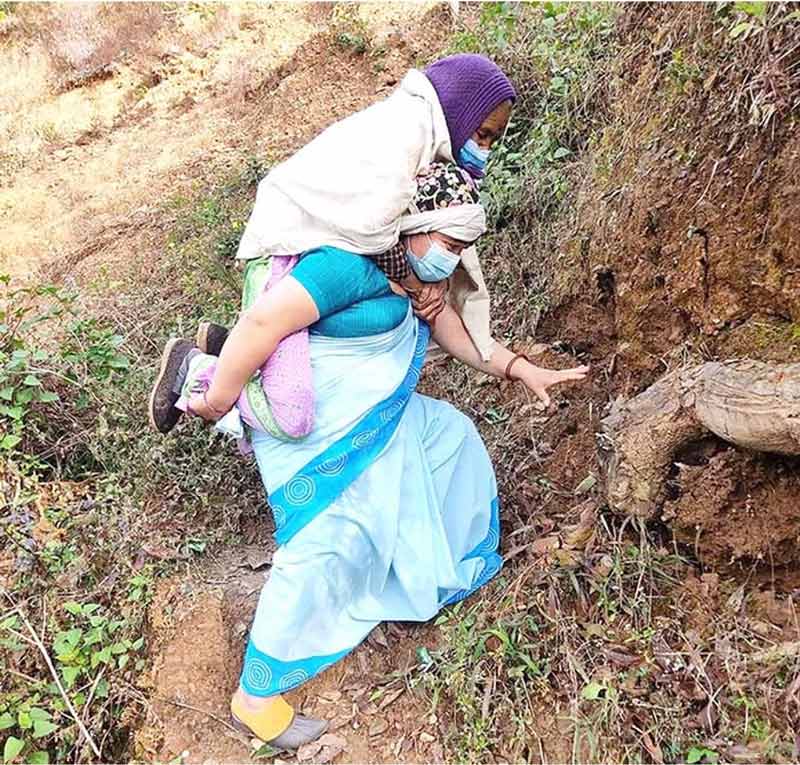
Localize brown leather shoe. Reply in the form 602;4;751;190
148;338;195;433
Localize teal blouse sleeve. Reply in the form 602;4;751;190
290;246;409;338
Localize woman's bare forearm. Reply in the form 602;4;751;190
431;304;591;407
430;304;515;379
205;277;319;411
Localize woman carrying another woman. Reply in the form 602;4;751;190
149;163;588;748
149;52;590;748
150;53;517;438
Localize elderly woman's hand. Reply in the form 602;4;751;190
187;391;224;422
516;361;590;408
401;273;448;325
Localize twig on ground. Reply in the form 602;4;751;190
154;696;239;733
80;666;107;737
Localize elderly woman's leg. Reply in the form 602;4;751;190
240;255;314;439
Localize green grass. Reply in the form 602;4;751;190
443;2;619;344
0;156;271;763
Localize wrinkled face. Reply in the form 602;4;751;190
406;231;469;260
471;99;512;150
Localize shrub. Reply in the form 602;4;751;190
0;275;129;463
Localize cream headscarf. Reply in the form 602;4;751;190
397;162;493;361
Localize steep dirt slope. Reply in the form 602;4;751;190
533;3;800;571
0;2;440;280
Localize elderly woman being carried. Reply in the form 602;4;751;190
148;162;588;748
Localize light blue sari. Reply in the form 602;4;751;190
241;310;501;696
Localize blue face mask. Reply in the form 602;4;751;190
406;236;460;282
458;138;490;179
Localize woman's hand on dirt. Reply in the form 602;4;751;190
516;362;590;408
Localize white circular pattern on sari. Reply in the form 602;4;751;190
244;659;273;691
271;504;287;529
381;401;404;424
480;555;502;583
316;454;348;476
279;669;310;691
476;525;499;555
285;476;316;505
352;429;379;449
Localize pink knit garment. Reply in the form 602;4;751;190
258;255;314;438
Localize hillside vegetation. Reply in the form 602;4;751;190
2;3;800;764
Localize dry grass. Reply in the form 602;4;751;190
25;3;166;91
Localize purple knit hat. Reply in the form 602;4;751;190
424;54;516;157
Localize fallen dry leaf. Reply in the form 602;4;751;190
368;718;389;737
368;625;389;650
602;644;642;668
329;712;355;731
554;548;582;568
32;515;64;544
297;733;347;764
378;687;404;709
244;547;273;570
724;742;767;763
141;543;179;560
641;730;664;764
530;536;560;555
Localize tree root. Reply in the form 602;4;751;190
598;360;800;518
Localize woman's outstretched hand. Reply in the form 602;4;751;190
515;362;590;408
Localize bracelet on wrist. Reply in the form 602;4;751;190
504;353;531;382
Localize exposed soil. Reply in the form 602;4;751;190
663;445;800;571
553;6;800;387
533;3;800;576
135;544;444;765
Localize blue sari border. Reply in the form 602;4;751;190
269;323;430;546
241;496;502;697
240;641;350;697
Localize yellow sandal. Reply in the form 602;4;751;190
230;692;328;749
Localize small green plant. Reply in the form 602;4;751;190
0;278;71;452
0;603;145;763
686;745;719;764
127;569;155;605
450;2;522;55
331;4;370;55
0;275;129;453
54;602;145;680
729;1;767;39
666;49;703;93
61;319;129;386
